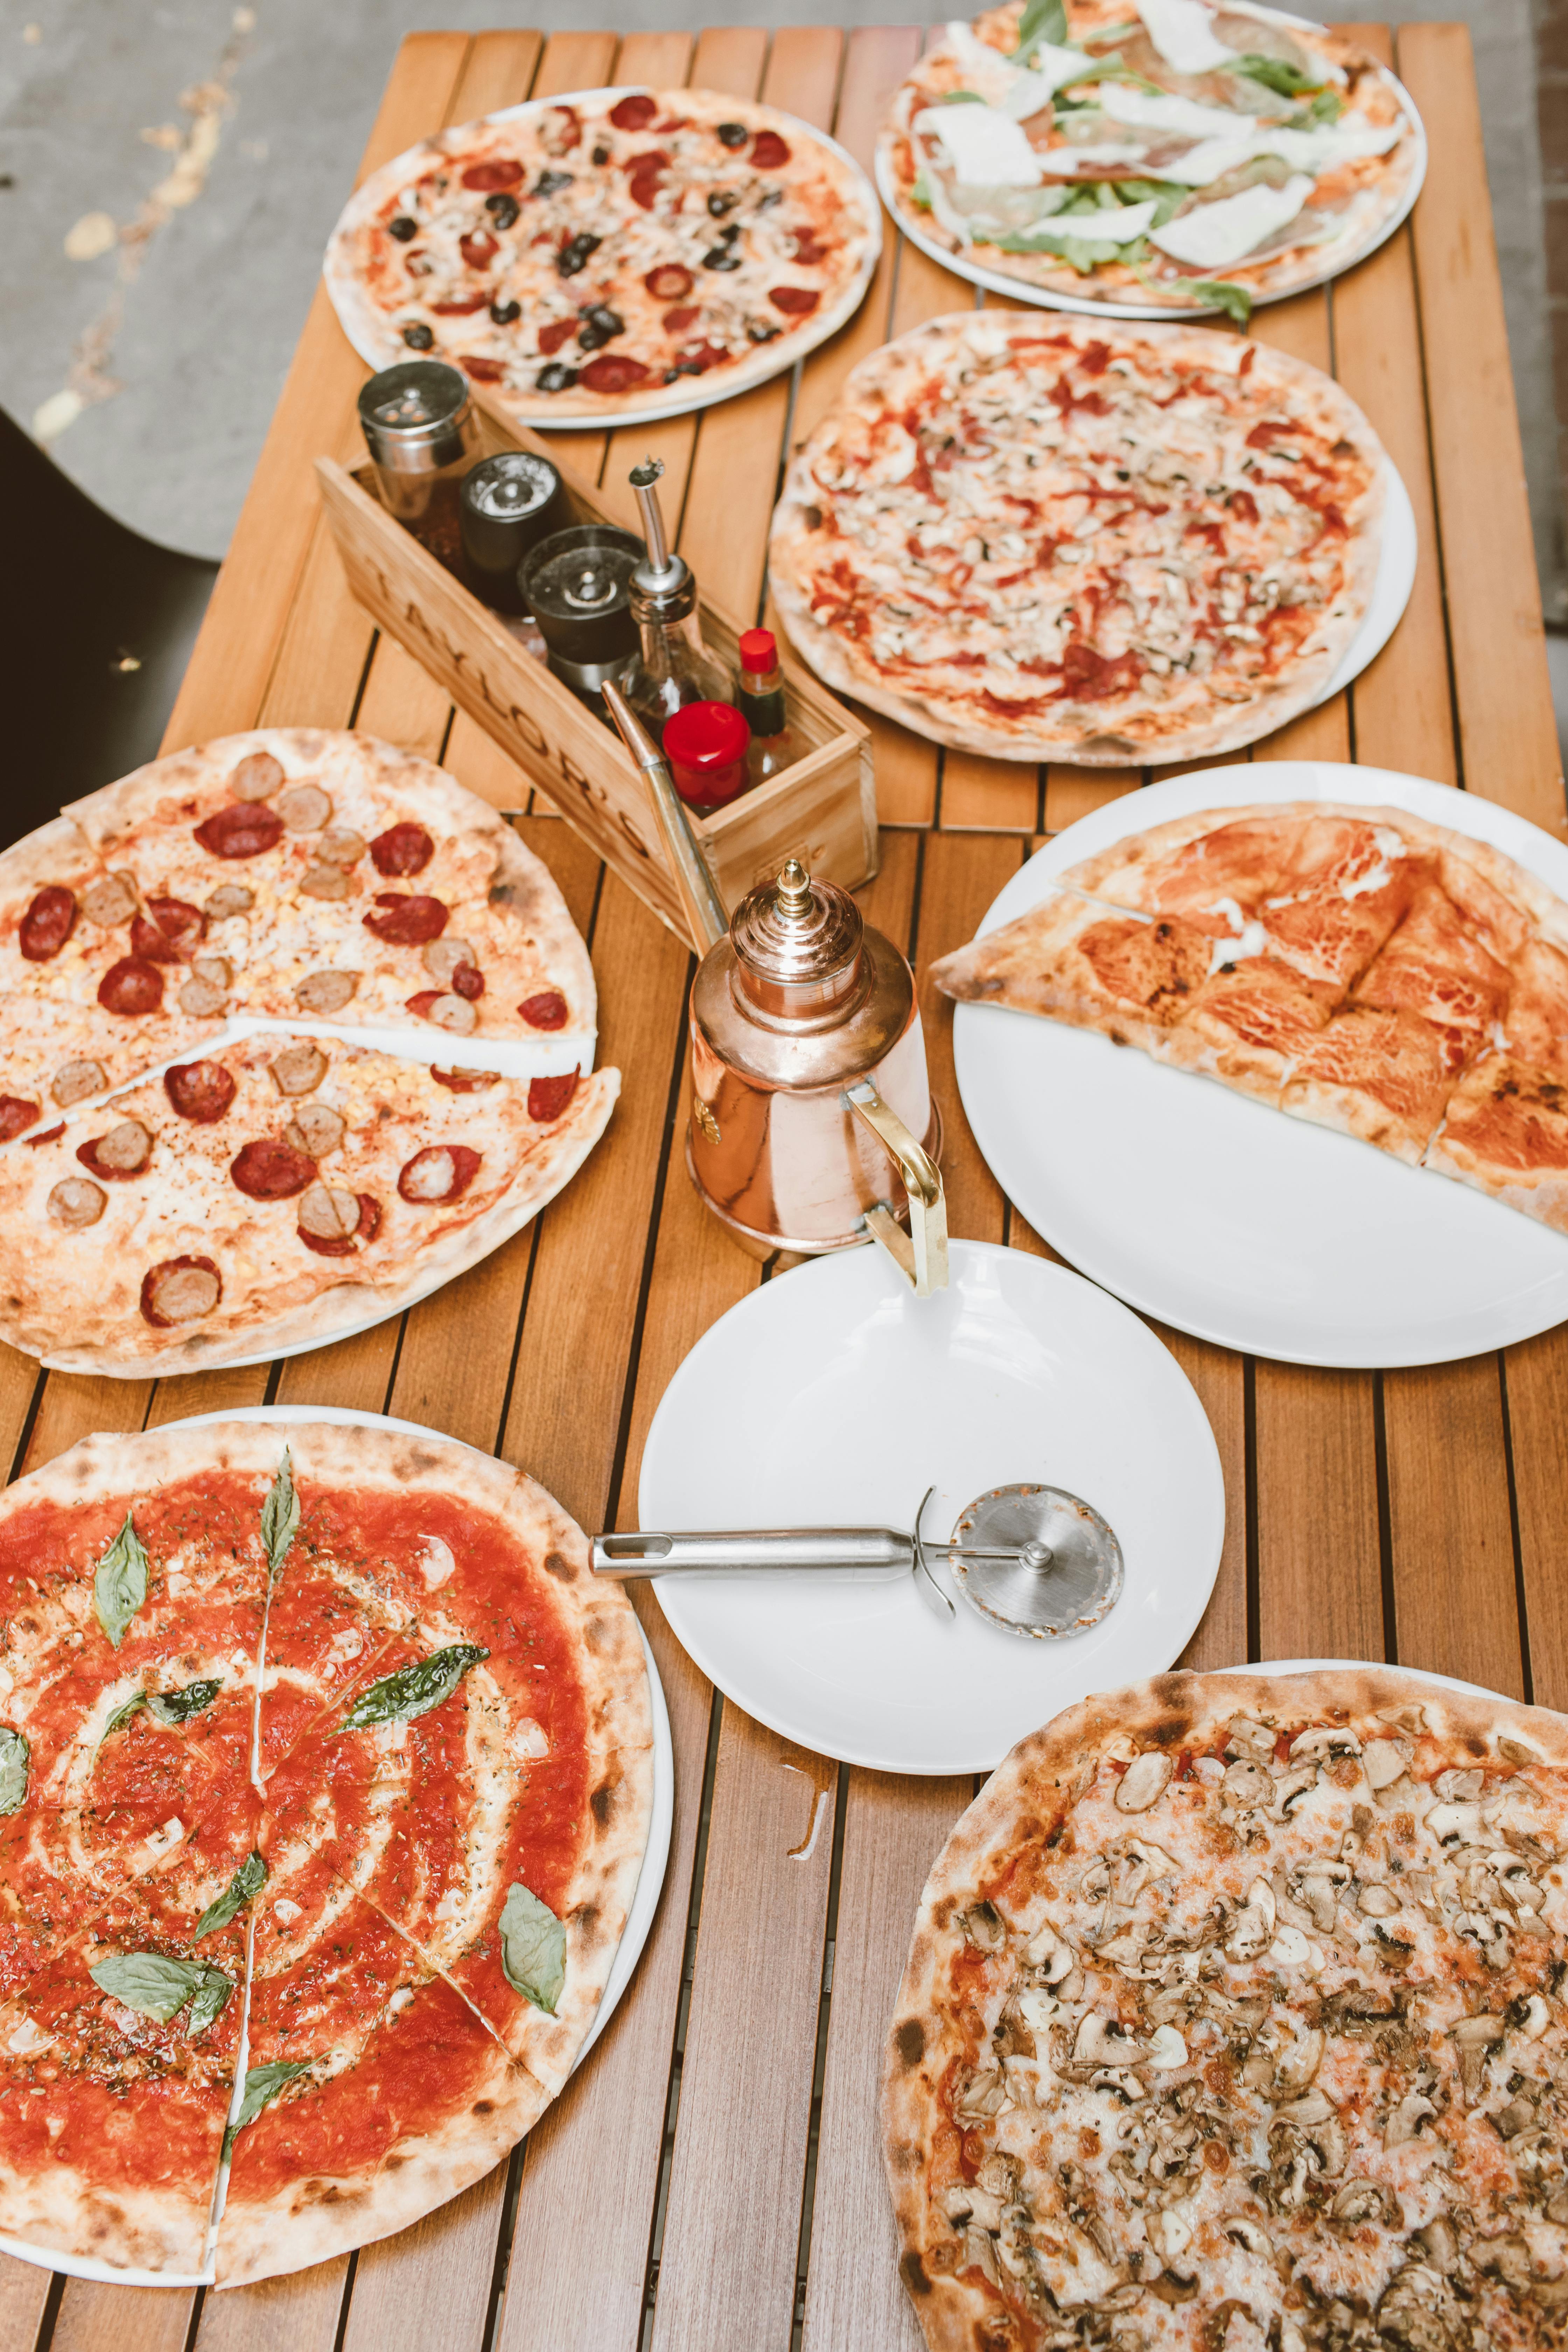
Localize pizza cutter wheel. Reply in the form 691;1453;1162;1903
591;1479;1122;1639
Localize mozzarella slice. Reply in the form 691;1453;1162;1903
1038;198;1160;243
915;104;1044;186
1135;0;1239;75
1161;115;1404;185
1040;143;1152;174
1096;81;1258;141
944;19;1091;112
1150;172;1314;267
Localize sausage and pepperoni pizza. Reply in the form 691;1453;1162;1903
0;729;617;1372
0;1419;652;2285
768;314;1386;766
885;1666;1568;2352
323;86;880;426
932;800;1568;1233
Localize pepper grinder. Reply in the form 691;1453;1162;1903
618;458;736;737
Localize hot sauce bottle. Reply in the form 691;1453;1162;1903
735;629;795;787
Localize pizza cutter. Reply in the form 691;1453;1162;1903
591;1480;1123;1639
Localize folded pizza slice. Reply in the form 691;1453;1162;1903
929;890;1215;1060
1422;933;1568;1230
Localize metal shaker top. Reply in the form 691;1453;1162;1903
357;361;472;473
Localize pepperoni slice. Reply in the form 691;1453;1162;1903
458;229;498;269
24;1124;64;1149
430;1067;498;1093
751;131;791;169
98;957;163;1016
528;1070;579;1122
369;823;435;878
298;1193;383;1259
76;1121;153;1181
462;357;506;382
461;159;524;190
0;1098;38;1141
230;1139;317;1200
195;802;284;860
768;286;819;316
131;896;205;964
580;355;652;395
363;894;448;946
518;990;568;1030
398;1144;482;1205
451;963;485;1001
791;233;828;266
538;319;577;356
433;294;491;317
163;1062;237;1124
140;1255;222;1328
646;264;693;301
628;173;663;214
662;305;699;334
19;887;77;963
609;93;658;131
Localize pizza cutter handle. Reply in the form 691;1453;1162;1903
590;1528;914;1580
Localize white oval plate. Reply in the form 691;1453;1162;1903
1248;1656;1504;1699
1314;460;1414;706
952;761;1568;1367
638;1238;1224;1774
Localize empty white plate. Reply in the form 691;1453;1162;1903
952;761;1568;1367
638;1239;1224;1774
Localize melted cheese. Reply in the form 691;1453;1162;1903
1094;80;1259;141
1135;0;1239;76
1150;173;1315;268
915;103;1044;186
944;20;1090;112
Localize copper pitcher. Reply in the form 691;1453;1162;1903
602;685;947;1296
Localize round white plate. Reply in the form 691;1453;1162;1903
952;761;1568;1367
1247;1655;1504;1699
638;1238;1224;1774
325;89;882;434
1314;460;1415;707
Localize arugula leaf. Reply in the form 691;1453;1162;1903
260;1450;299;1591
1011;0;1068;56
224;2057;313;2156
192;1850;267;1942
498;1883;566;2016
336;1644;490;1734
185;1964;235;2038
94;1513;148;1651
1231;52;1320;97
1297;86;1343;125
911;168;933;209
149;1678;222;1727
1112;177;1189;227
90;1951;210;2024
0;1728;28;1815
104;1690;148;1735
1181;278;1254;326
940;89;988;104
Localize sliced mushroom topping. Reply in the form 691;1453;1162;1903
1362;1737;1410;1791
1289;1725;1360;1764
82;872;138;926
1512;1992;1550;2040
1289;1860;1349;1932
269;1043;328;1097
1269;2027;1325;2100
1266;1924;1320;1969
1225;1717;1278;1764
298;863;351;901
1331;2178;1397;2227
204;883;254;919
1222;1759;1272;1809
277;783;332;831
296;1183;362;1243
1114;1751;1172;1814
1384;2091;1436;2147
1271;1765;1319;1816
1073;2013;1138;2065
422;936;478;985
317;826;366;868
1434;1768;1485;1802
1357;1881;1401;1917
1428;1800;1487;1847
1498;1736;1544;1766
93;1119;153;1173
1420;2217;1460;2273
1450;2012;1505;2098
178;972;228;1017
1021;1920;1074;1981
284;1104;346;1160
51;1059;106;1107
1223;2217;1273;2258
295;969;358;1015
1144;2023;1187;2070
47;1177;105;1228
959;1901;1006;1952
1227;1878;1276;1958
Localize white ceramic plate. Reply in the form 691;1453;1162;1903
638;1238;1224;1774
0;1404;675;2292
1248;1656;1503;1699
952;761;1568;1368
1314;461;1415;707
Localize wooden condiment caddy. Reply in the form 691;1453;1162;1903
316;412;877;940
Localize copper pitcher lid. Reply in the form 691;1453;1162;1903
730;860;863;1020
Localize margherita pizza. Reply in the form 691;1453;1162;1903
885;1666;1568;2352
930;800;1568;1233
878;0;1422;318
0;1419;652;2286
323;87;880;425
0;729;617;1371
768;315;1385;765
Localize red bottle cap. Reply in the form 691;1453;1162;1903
663;700;750;768
738;628;777;671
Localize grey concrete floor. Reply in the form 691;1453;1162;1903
2;0;1562;632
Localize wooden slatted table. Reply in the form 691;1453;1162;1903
4;21;1565;2352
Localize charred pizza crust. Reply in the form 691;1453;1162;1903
769;315;1385;765
885;1666;1568;2352
323;86;880;426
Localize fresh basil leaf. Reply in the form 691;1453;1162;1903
185;1963;234;2038
148;1677;222;1727
104;1689;149;1736
0;1728;27;1816
90;1950;206;2024
94;1513;148;1651
1011;0;1068;56
1231;52;1319;97
224;2057;313;2155
193;1850;267;1941
336;1644;490;1734
940;88;988;103
260;1449;299;1591
498;1882;566;2016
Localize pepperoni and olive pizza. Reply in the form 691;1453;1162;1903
322;86;880;425
0;729;617;1372
932;799;1568;1232
885;1666;1568;2352
0;1419;652;2285
768;313;1386;766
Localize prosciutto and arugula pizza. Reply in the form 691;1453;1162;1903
0;729;617;1372
885;1666;1568;2352
769;315;1385;765
879;0;1423;320
931;799;1568;1232
323;86;880;425
0;1420;652;2286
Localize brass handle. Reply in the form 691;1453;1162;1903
844;1079;948;1298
